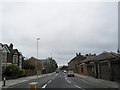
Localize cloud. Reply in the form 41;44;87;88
0;2;118;66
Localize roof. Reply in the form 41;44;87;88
13;49;20;55
38;59;47;63
68;54;86;64
92;51;118;61
2;44;11;53
81;56;96;63
110;52;120;58
80;51;119;63
0;43;3;47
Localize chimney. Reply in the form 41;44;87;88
117;49;120;54
9;43;13;50
86;54;89;56
89;53;91;56
76;53;78;56
79;53;81;55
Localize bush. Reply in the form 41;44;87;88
3;64;20;79
19;69;28;77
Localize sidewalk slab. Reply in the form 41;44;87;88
75;73;119;88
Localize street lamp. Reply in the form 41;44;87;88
36;38;40;78
0;50;2;81
37;38;40;59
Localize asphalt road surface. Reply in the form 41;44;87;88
5;72;117;90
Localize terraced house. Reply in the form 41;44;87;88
68;53;86;73
68;51;120;82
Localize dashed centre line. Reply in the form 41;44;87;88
48;80;52;84
65;76;85;90
55;73;58;77
65;77;67;80
65;77;72;84
42;84;47;88
42;73;85;89
74;85;86;90
42;74;58;88
67;80;71;83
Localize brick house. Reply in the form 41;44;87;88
68;53;86;73
28;57;42;74
92;51;120;81
79;51;120;82
39;59;47;74
78;54;96;76
0;43;11;68
12;49;24;69
0;43;24;69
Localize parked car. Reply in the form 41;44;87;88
67;71;74;77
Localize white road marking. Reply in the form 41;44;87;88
48;80;52;83
65;77;67;80
55;74;58;77
74;85;85;90
42;84;47;88
67;80;71;83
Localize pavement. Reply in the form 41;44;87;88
0;72;54;89
75;73;119;88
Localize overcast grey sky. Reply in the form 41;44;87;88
0;1;118;66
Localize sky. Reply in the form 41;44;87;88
0;0;118;66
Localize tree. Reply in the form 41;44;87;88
23;60;35;70
45;57;58;73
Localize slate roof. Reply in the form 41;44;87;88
81;51;119;63
0;43;4;47
92;51;118;61
13;49;20;55
39;59;46;62
81;56;96;63
68;54;86;64
1;43;22;55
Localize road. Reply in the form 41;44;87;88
4;72;116;90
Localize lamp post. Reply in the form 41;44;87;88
36;38;40;78
0;50;2;81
